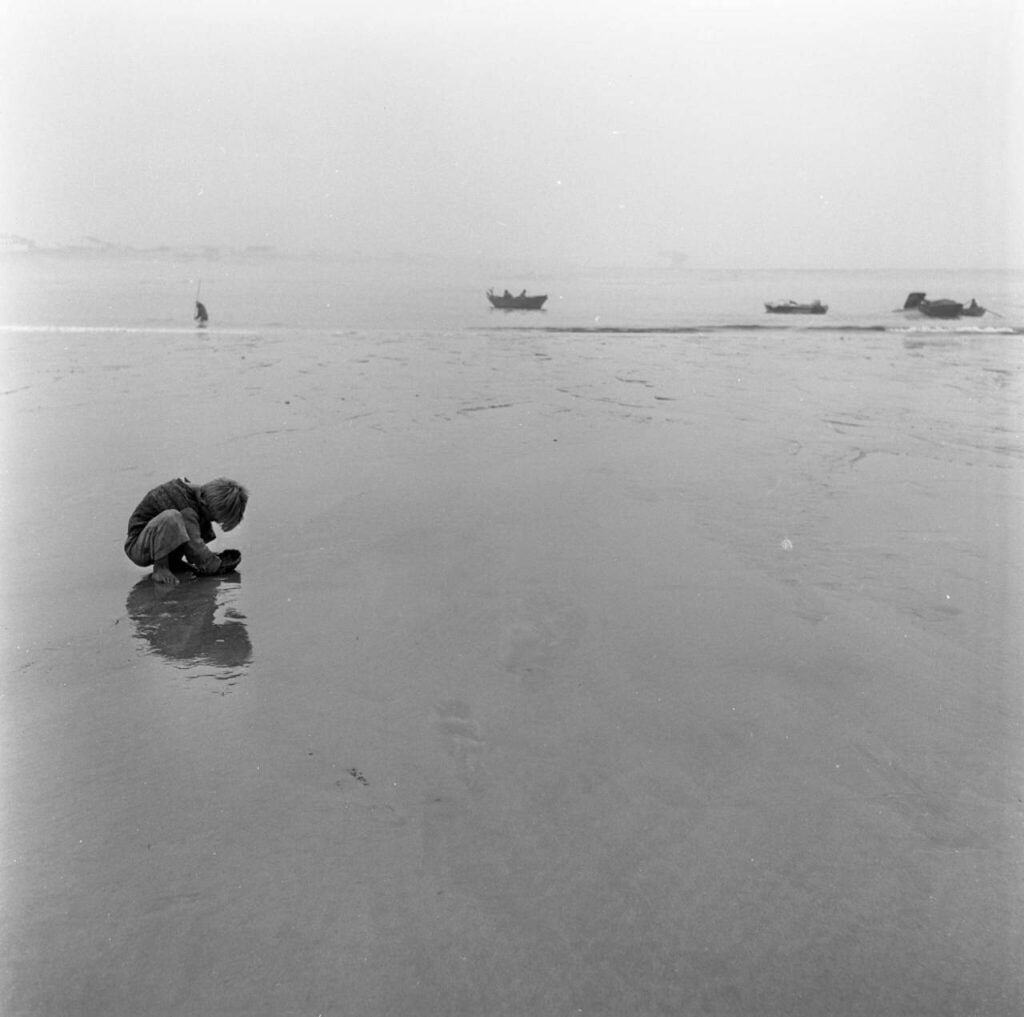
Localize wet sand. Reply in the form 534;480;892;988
2;324;1023;1015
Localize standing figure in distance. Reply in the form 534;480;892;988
124;477;247;585
194;300;208;327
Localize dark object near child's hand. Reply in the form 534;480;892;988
215;549;242;573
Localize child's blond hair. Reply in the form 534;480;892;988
201;478;248;529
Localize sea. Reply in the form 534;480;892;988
2;252;1023;335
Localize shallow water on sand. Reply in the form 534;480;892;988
2;284;1023;1014
2;254;1023;331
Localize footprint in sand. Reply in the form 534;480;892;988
497;592;586;688
433;699;486;780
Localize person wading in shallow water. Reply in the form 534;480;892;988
124;477;247;585
194;300;208;327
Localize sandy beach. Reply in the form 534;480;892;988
2;322;1023;1015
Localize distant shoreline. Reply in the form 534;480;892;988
2;247;1022;277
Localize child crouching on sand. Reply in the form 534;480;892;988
124;477;248;585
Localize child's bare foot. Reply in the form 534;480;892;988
152;563;180;585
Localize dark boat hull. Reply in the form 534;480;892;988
902;293;986;319
918;300;964;319
764;302;827;315
487;292;548;310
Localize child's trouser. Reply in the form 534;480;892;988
125;508;221;574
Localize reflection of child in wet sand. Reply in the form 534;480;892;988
126;574;253;673
124;477;248;585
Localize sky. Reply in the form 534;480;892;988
2;0;1023;269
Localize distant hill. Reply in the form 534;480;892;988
0;235;288;260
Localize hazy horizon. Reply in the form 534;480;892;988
3;0;1023;271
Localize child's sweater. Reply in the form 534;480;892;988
124;478;215;554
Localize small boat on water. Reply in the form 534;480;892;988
765;299;827;315
901;292;986;319
487;288;548;310
918;299;964;319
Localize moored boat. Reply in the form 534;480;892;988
765;299;827;315
487;288;548;310
918;299;964;319
901;292;987;319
